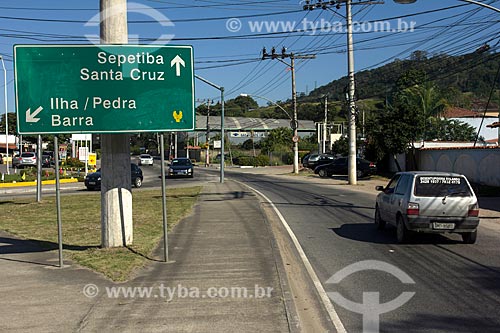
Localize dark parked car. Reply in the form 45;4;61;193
303;153;336;170
314;157;377;178
168;158;194;178
42;154;53;168
85;163;143;190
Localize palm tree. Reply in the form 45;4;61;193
403;82;447;141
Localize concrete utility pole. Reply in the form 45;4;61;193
262;47;315;174
100;0;133;248
290;55;299;174
323;95;328;154
205;100;211;167
304;0;381;185
346;0;357;185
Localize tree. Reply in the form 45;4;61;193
0;112;17;135
365;105;416;165
405;82;447;118
233;95;258;112
240;139;253;150
260;127;292;154
425;118;477;141
331;137;349;156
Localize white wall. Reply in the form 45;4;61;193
418;148;500;187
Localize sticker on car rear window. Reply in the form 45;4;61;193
419;177;461;185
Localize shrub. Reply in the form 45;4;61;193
236;156;254;166
254;154;269;166
64;157;85;168
235;154;270;167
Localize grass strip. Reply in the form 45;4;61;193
0;187;201;281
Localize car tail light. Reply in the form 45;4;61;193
468;203;479;217
369;162;375;167
407;202;419;216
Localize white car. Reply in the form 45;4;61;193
375;171;480;244
139;154;154;166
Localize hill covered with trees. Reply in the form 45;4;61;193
304;50;499;108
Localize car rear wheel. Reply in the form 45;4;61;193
134;177;142;188
356;170;363;179
396;215;411;244
375;205;386;230
318;169;329;178
462;230;477;244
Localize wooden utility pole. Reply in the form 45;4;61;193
100;0;133;247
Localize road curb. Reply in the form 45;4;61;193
0;178;79;188
236;179;343;333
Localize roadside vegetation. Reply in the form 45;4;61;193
0;187;201;281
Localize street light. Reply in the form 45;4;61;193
240;94;293;120
195;74;225;183
394;0;500;12
0;55;8;175
241;93;300;173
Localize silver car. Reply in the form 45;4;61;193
375;171;480;244
13;152;37;169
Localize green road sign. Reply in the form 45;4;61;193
14;45;195;134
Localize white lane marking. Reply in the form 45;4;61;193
238;181;347;333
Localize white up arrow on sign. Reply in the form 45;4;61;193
171;55;185;77
26;106;43;123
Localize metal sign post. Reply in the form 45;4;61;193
54;136;63;268
160;134;169;262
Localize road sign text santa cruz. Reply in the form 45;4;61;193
15;45;194;134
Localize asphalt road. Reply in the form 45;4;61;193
0;161;219;199
222;169;500;333
3;164;499;332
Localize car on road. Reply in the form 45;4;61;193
168;158;194;178
13;152;37;169
303;153;336;170
139;154;154;166
375;171;480;244
85;163;143;190
314;157;377;178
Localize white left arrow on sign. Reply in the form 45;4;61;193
171;55;185;77
26;106;43;123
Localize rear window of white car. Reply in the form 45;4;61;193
414;176;472;197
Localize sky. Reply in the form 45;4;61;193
0;0;499;115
